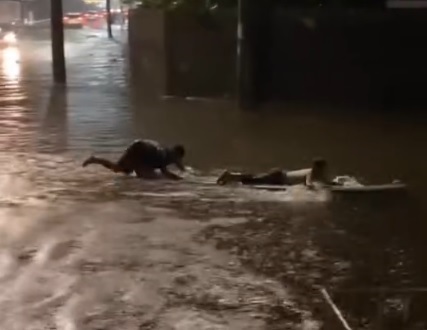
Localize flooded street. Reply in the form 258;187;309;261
0;25;426;329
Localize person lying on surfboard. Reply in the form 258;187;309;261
82;139;186;180
216;158;341;188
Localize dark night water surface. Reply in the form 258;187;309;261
0;26;425;329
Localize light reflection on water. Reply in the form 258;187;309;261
1;46;20;82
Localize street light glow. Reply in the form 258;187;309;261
2;47;20;81
3;32;17;44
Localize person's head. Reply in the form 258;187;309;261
169;144;186;171
171;144;185;160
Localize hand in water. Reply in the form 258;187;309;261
185;166;195;174
332;175;361;186
82;155;96;167
180;166;200;180
307;182;326;191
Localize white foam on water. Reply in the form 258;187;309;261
0;153;322;329
225;184;332;203
0;199;319;329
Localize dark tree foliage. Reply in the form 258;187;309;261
273;0;385;8
133;0;235;9
127;0;384;10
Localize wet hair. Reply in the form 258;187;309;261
311;158;328;180
313;158;327;168
171;144;185;158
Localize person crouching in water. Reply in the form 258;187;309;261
217;158;338;188
82;139;186;180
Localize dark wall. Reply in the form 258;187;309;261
382;11;427;108
165;11;236;97
129;6;427;107
27;0;49;20
264;8;427;107
128;9;167;98
128;8;236;98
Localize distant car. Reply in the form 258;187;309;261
0;25;17;47
63;13;83;28
83;10;101;21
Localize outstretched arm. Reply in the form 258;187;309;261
161;167;183;180
328;180;342;186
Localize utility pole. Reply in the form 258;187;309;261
50;0;66;83
106;0;113;38
236;0;271;109
236;0;255;109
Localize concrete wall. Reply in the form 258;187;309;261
165;12;236;97
128;8;236;98
128;8;167;98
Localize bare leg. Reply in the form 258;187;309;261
82;156;123;173
241;169;286;185
217;169;286;186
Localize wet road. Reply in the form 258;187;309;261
0;27;322;329
0;26;426;329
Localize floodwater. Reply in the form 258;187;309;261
0;25;426;329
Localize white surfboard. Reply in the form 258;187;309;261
250;182;407;193
249;185;288;191
330;182;407;193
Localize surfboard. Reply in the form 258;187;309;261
330;182;407;193
250;182;407;193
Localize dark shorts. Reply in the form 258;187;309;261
241;169;288;186
117;140;166;174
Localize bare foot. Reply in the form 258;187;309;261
217;170;233;185
82;155;96;167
